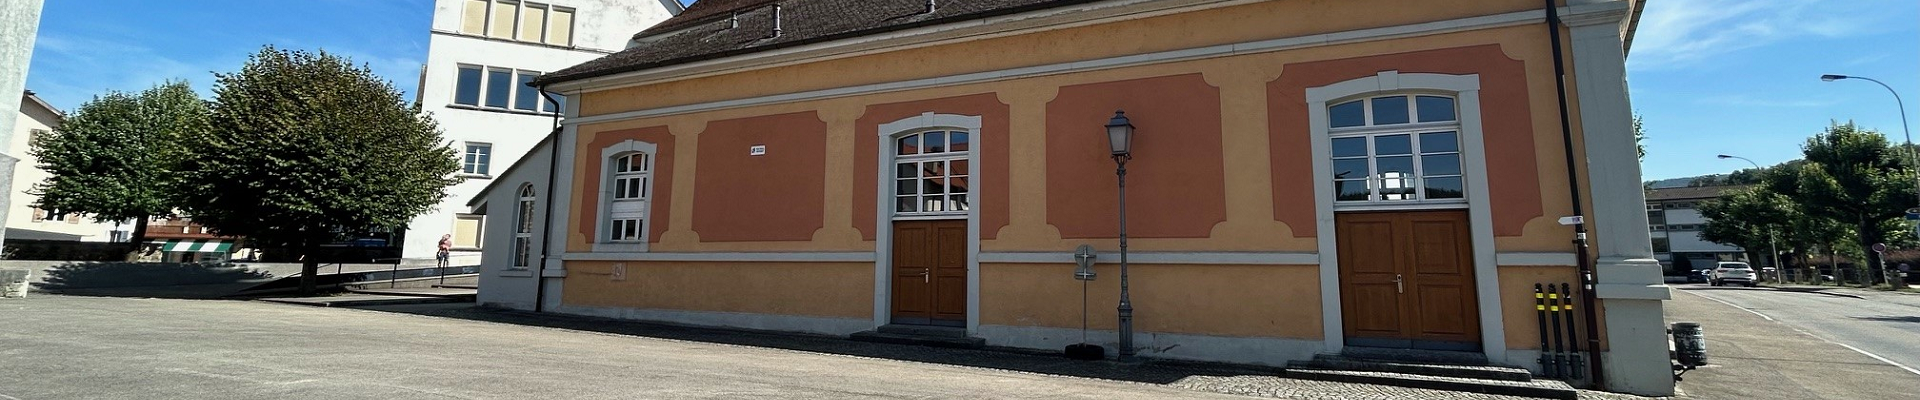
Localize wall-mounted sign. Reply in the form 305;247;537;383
1556;216;1584;226
749;145;767;156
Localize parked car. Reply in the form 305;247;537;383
1686;268;1713;283
1710;262;1756;287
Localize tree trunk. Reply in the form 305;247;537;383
1858;217;1881;288
298;238;320;296
123;216;150;262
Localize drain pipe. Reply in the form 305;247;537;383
1542;0;1606;387
533;88;564;313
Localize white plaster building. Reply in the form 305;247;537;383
405;0;680;263
1646;186;1748;272
4;91;133;242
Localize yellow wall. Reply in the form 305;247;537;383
982;263;1322;339
562;261;873;319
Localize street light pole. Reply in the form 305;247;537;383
1717;154;1780;284
1823;74;1916;287
1104;110;1137;362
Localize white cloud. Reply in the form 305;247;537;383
1629;0;1892;70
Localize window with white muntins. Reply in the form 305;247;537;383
513;184;536;268
608;153;651;242
463;143;492;176
1327;94;1465;204
460;0;575;47
893;130;971;216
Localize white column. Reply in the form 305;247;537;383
0;0;44;247
1565;1;1673;396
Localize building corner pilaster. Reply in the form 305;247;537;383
1566;2;1674;396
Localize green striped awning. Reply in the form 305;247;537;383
146;239;234;253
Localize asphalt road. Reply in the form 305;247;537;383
1676;284;1920;375
0;296;1246;400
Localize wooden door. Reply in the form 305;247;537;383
891;219;967;326
1337;210;1480;350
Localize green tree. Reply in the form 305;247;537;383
1699;187;1792;265
1767;122;1916;286
28;81;205;260
179;47;459;295
1634;114;1647;161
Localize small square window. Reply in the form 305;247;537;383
464;143;492;175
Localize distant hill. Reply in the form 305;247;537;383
1646;175;1716;189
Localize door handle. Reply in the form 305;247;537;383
1393;274;1404;294
922;268;930;283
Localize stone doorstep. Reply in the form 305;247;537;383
1283;368;1578;400
1291;354;1536;382
848;330;986;349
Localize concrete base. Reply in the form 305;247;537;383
549;304;872;337
976;324;1321;367
1599;298;1675;396
1;268;26;298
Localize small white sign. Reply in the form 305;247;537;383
611;262;627;281
749;145;767;156
1557;216;1584;226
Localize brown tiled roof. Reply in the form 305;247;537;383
1645;185;1753;202
533;0;1097;86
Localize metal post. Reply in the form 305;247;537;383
1115;156;1135;362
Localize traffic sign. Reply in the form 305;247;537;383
1872;243;1887;253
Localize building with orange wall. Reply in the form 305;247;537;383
469;0;1671;395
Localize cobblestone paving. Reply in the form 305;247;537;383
364;303;1669;400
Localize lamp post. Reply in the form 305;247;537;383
1104;110;1136;362
1823;74;1916;287
1718;154;1780;284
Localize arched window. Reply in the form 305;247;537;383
1325;94;1464;204
892;130;971;215
512;184;536;268
607;152;651;242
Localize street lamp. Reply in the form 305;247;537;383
1717;154;1780;284
1104;110;1136;362
1823;74;1917;287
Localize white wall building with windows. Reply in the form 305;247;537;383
5;91;133;242
407;0;679;263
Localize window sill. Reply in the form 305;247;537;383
460;174;493;180
498;268;534;277
445;103;559;117
591;242;649;253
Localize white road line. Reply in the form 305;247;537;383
1834;342;1920;377
1681;289;1773;321
1681;288;1920;377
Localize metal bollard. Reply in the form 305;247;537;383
1672;322;1707;368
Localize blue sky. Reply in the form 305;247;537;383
23;0;1918;181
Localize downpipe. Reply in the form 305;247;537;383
1543;0;1606;387
533;88;564;313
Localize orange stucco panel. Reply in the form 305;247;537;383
981;263;1320;339
578;126;675;243
1045;74;1226;239
1268;44;1544;237
563;261;874;319
854;93;1011;240
691;112;828;242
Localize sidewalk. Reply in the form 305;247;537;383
256;287;474;307
1665;289;1920;400
352;303;1659;400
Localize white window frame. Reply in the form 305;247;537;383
872;112;983;332
1326;93;1466;206
512;184;536;268
460;0;574;47
451;64;558;115
890;130;972;218
594;140;658;252
462;142;492;176
1306;71;1504;361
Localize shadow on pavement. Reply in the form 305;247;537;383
1851;315;1920;324
31;262;275;299
355;303;1274;385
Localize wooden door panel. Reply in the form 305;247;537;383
890;222;933;321
1338;210;1479;347
932;220;968;321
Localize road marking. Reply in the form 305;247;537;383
0;393;21;400
1681;288;1920;377
1833;342;1920;377
1681;289;1773;321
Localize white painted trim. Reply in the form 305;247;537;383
874;113;984;334
498;268;535;277
979;251;1318;265
591;140;659;253
1496;252;1579;267
540;268;567;278
1306;72;1505;361
551;304;872;336
561;8;1565;126
560;252;875;263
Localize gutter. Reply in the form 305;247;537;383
1543;0;1606;388
533;88;564;313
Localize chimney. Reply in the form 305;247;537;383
771;4;783;38
729;12;739;29
925;0;936;14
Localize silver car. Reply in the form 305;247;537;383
1710;262;1756;287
